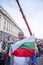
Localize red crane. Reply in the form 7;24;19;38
16;0;32;35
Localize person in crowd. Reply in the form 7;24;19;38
8;37;14;44
9;37;14;65
0;40;3;52
9;32;32;65
0;40;4;65
2;37;10;65
31;41;38;65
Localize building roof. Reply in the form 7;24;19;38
0;5;22;32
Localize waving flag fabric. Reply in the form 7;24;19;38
9;35;35;58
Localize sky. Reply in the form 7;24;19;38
0;0;43;38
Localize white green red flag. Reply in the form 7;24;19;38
9;35;35;58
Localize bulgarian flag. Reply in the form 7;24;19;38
9;35;35;58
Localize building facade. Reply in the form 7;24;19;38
0;6;22;41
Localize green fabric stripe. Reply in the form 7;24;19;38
20;42;35;49
6;44;10;53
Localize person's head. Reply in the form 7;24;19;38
8;37;14;44
18;32;24;40
0;40;3;44
4;37;8;43
0;40;2;42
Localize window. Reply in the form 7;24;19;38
4;19;6;31
0;15;1;23
7;21;8;31
0;20;1;23
0;15;1;19
4;23;5;30
9;23;10;32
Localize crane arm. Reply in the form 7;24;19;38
16;0;32;35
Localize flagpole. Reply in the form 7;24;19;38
16;0;32;35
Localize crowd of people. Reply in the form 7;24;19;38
0;36;14;65
0;32;39;65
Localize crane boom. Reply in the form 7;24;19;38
16;0;32;35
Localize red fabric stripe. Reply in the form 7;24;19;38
5;53;9;58
12;48;35;58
